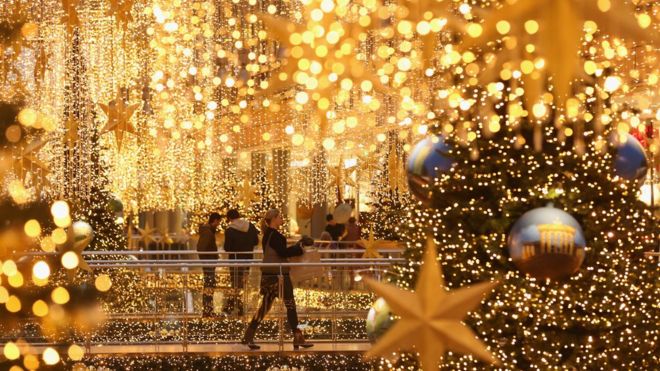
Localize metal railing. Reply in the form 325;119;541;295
9;249;403;352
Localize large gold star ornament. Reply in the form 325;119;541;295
64;116;80;150
463;0;657;108
137;225;157;247
328;156;357;202
99;89;139;150
13;138;50;178
240;179;257;206
107;0;134;31
358;229;399;259
57;221;94;274
61;0;81;34
363;238;500;369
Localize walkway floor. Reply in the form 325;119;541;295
34;342;371;355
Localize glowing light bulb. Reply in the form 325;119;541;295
42;348;60;365
50;201;70;219
95;274;113;292
51;287;70;304
3;342;19;360
603;76;622;93
32;261;50;280
24;219;41;238
68;345;85;361
61;252;79;270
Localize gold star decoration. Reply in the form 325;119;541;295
56;223;93;274
64;115;80;150
328;155;358;202
387;146;406;193
107;0;134;31
462;0;658;109
159;229;174;245
259;1;389;132
137;225;157;247
240;179;257;206
99;89;139;150
13;137;50;186
357;150;379;173
34;46;49;83
61;0;81;35
395;0;466;70
13;138;48;172
358;229;399;259
363;238;500;369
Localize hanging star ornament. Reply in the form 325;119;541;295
387;147;406;193
258;0;389;132
362;238;500;369
56;222;93;275
328;155;358;202
358;229;399;259
13;137;50;178
462;0;658;109
107;0;134;31
99;89;139;150
64;115;80;150
137;225;157;247
357;150;379;173
240;179;257;206
61;0;81;35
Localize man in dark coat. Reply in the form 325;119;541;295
324;213;345;242
222;209;259;315
197;212;221;317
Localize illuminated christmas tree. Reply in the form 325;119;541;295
389;115;659;369
56;29;126;251
366;136;414;240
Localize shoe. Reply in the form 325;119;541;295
242;321;260;350
293;329;313;350
241;340;260;350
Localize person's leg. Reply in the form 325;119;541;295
283;275;313;348
282;275;298;332
243;287;276;344
223;254;238;314
234;264;248;315
202;267;216;316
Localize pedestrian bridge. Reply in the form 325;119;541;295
11;247;403;357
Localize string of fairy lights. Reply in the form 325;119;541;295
1;0;656;219
0;0;658;369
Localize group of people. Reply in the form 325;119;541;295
322;214;362;245
196;208;314;350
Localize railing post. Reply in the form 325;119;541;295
182;267;188;353
278;264;285;351
331;266;337;344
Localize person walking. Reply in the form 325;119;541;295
341;217;361;247
242;208;314;350
324;214;345;241
223;209;259;315
197;212;222;317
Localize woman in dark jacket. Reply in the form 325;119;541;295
242;208;314;350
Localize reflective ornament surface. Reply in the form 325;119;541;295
366;297;394;342
406;136;454;205
613;133;648;183
508;206;586;280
